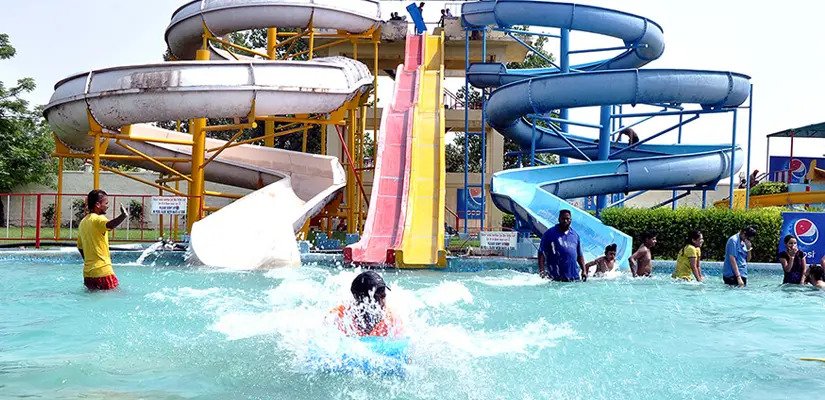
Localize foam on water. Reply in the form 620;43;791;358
473;270;548;287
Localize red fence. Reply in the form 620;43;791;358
0;192;192;248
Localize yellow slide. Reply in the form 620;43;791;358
715;160;825;209
394;33;447;268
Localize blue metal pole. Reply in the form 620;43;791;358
672;113;684;210
596;105;612;216
559;28;570;165
530;117;537;166
728;109;738;209
463;29;470;233
702;190;707;209
480;30;487;230
745;84;754;209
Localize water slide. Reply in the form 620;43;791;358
463;0;749;265
714;161;825;208
44;0;382;268
344;33;447;268
344;36;422;265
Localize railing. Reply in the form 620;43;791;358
0;192;197;248
443;88;483;110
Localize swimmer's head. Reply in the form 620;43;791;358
604;243;617;260
351;271;389;307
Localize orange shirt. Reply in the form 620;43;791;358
333;305;403;337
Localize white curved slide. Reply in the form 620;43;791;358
44;0;381;268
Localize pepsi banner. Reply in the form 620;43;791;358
457;188;483;220
778;212;825;264
768;156;825;183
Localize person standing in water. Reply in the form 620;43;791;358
77;189;128;291
778;235;807;284
723;226;757;287
333;271;403;337
585;243;617;277
628;231;657;277
673;230;704;282
539;209;586;282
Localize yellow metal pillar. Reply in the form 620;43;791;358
93;132;101;189
346;107;356;234
264;27;277;148
187;48;211;232
55;157;64;240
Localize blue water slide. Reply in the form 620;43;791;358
462;0;750;267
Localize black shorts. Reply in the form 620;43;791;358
723;276;747;286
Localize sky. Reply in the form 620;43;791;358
1;0;824;173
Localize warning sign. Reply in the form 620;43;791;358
151;196;187;215
479;231;518;250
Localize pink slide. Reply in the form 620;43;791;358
344;35;422;264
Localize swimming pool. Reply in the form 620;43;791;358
2;251;824;399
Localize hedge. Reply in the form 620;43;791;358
750;182;787;196
601;207;782;262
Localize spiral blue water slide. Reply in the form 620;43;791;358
462;0;750;266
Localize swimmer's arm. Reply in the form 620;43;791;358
689;257;702;282
801;257;808;284
628;249;642;277
584;257;601;271
779;254;792;273
537;252;546;278
105;204;128;230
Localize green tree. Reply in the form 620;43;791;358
0;34;55;226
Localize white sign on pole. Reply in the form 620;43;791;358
479;231;518;250
151;196;187;215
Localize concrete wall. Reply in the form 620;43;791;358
2;170;250;229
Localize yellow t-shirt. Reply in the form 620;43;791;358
77;213;114;278
673;244;700;280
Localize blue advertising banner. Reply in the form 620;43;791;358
778;212;825;264
768;156;825;183
457;188;483;220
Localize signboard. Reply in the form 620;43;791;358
778;212;825;264
151;196;187;215
457;187;484;220
479;231;518;250
768;156;825;183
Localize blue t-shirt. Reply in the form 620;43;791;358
539;225;583;281
722;234;749;278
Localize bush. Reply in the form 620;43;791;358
42;203;56;227
72;198;87;225
750;182;787;196
501;213;515;229
128;199;145;226
601;207;782;262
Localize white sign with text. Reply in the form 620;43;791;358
479;231;518;250
151;196;187;215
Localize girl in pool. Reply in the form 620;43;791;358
673;230;704;282
332;271;404;337
778;235;807;284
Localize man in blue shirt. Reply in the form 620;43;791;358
723;226;757;287
539;209;586;282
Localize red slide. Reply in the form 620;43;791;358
344;35;422;264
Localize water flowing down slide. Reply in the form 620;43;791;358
44;0;382;268
463;0;749;265
344;35;423;265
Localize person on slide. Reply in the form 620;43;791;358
333;271;404;337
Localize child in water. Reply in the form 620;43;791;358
332;271;403;337
585;244;617;277
673;230;704;282
629;231;657;277
808;265;825;289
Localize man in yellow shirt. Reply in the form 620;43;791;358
77;190;128;291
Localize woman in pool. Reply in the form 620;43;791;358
332;271;403;337
778;235;807;284
673;230;704;282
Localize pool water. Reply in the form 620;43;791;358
2;253;825;400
